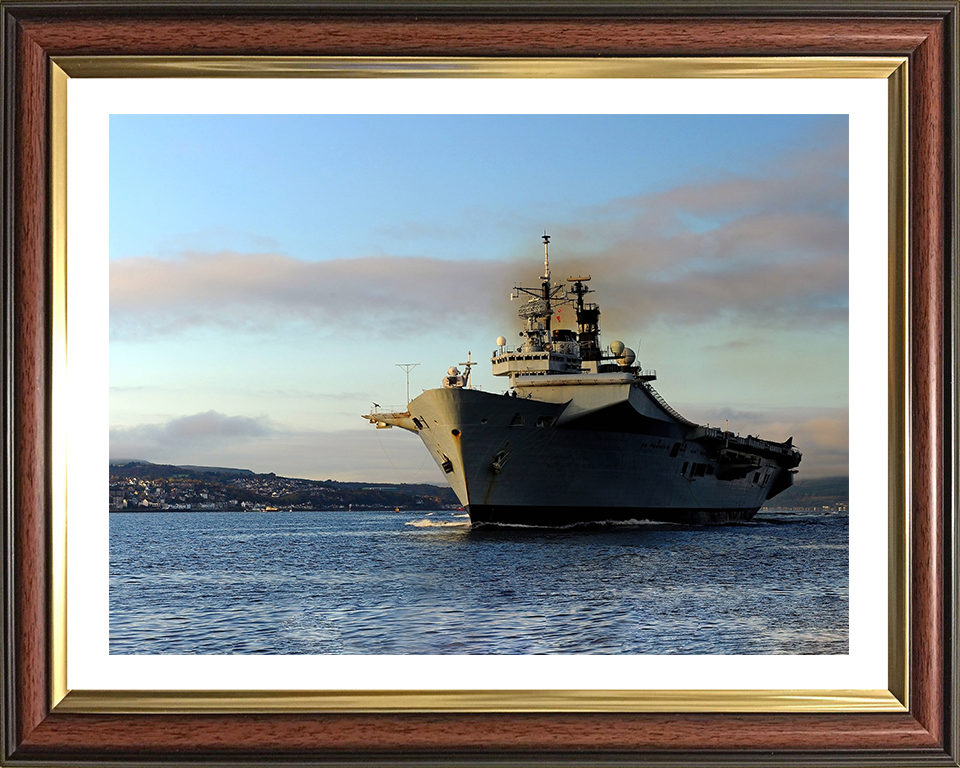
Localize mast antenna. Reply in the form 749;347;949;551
542;232;551;280
395;363;420;404
459;352;476;389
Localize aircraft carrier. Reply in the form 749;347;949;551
364;235;802;527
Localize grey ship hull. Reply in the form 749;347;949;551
386;387;795;528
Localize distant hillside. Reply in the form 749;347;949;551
108;461;459;511
764;475;848;510
109;460;242;482
176;464;255;477
110;460;254;478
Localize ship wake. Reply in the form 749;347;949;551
406;518;471;528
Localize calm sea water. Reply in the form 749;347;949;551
110;509;848;655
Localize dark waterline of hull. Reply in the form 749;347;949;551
468;505;761;527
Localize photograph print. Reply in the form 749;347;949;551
108;113;849;656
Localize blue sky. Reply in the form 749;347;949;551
109;114;840;262
110;113;849;482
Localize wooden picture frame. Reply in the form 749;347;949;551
2;2;957;765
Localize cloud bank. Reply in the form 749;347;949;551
109;411;442;484
111;141;847;341
110;253;506;340
111;410;276;451
549;142;848;330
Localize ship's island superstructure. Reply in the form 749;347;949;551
364;235;801;527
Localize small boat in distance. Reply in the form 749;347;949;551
364;235;801;527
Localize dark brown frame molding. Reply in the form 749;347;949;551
2;2;958;765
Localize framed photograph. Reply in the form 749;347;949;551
2;2;957;766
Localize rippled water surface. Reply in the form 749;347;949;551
110;509;848;654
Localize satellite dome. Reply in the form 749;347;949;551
617;347;636;366
448;366;460;376
610;340;625;356
496;336;507;347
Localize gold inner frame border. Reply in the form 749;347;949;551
49;55;909;715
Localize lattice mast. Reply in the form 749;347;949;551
511;233;569;351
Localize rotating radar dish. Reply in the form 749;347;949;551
518;299;552;318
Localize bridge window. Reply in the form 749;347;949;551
669;442;681;458
680;461;688;476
